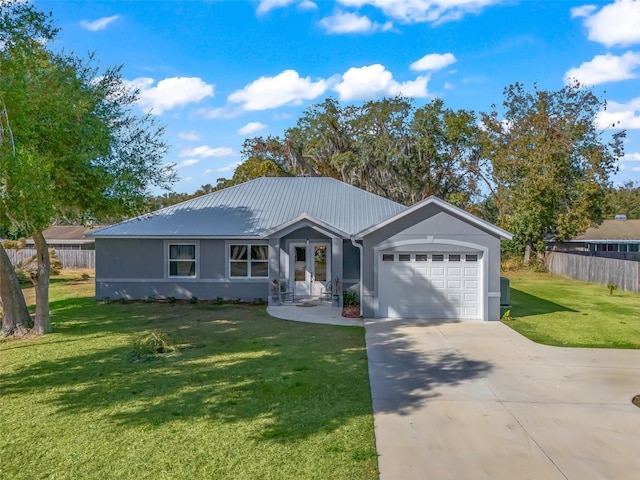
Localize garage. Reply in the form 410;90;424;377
377;251;482;319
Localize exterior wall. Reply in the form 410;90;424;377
95;237;269;301
342;240;361;292
361;206;503;320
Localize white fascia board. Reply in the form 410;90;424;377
90;235;263;240
355;195;513;240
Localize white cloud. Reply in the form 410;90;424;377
80;15;120;31
333;64;429;101
577;0;640;47
217;161;242;173
178;131;201;141
179;145;234;158
570;4;597;18
444;82;454;89
204;168;212;174
319;11;393;34
410;52;457;71
337;0;503;25
228;70;328;111
131;77;215;115
596;97;640;129
257;0;316;14
621;152;640;161
177;159;200;169
238;122;268;135
564;51;640;86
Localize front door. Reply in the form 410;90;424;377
290;243;330;298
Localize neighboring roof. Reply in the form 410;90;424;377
356;195;513;240
573;219;640;241
90;177;407;237
26;226;99;244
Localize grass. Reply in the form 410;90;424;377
502;271;640;348
0;272;378;480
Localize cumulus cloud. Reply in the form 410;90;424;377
238;122;268;135
130;77;214;115
217;161;243;173
333;64;429;101
178;131;201;141
80;15;120;31
179;145;234;158
621;152;640;161
596;97;640;129
177;159;200;169
257;0;317;14
575;0;640;47
320;11;393;34
564;51;640;86
410;52;457;71
228;70;328;110
337;0;503;25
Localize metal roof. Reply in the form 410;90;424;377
90;177;407;237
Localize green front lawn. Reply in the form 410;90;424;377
503;272;640;348
1;275;377;480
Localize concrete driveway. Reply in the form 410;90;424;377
365;319;640;480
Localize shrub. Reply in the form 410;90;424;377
190;296;198;304
131;330;176;360
342;290;359;307
607;283;618;296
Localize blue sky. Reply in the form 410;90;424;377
38;0;640;194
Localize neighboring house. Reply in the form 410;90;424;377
549;217;640;262
89;177;512;320
25;225;98;250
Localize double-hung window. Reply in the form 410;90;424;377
169;244;196;277
230;244;268;278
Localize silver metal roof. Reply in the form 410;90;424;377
91;177;407;237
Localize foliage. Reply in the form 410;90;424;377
1;238;26;249
342;290;359;307
131;330;176;360
503;271;640;348
501;309;514;322
604;181;640;219
500;251;546;273
481;81;625;259
607;282;618;296
0;275;377;479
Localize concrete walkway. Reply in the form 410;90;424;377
267;302;363;327
365;319;640;480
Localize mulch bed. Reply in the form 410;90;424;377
342;305;361;318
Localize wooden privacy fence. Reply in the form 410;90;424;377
6;249;95;269
545;252;640;293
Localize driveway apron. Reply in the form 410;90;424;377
365;319;640;480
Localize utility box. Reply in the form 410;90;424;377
500;277;510;307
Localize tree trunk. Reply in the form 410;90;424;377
523;242;532;267
31;230;51;335
0;243;32;336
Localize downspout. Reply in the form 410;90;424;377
350;235;364;318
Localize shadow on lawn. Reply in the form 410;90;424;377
2;306;373;442
509;288;578;317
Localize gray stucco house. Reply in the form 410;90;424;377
90;177;512;320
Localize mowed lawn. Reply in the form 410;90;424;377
1;274;377;480
503;271;640;348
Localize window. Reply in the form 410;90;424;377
382;254;394;262
415;254;428;262
169;244;196;277
465;254;478;262
432;254;444;262
630;244;639;252
399;254;411;262
230;244;268;278
448;254;461;262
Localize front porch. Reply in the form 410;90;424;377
267;299;363;327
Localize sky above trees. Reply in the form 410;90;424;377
39;0;640;193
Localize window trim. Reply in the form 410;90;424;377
228;242;269;279
166;241;199;279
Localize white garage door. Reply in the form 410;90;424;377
377;251;481;319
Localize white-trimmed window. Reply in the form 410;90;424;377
169;244;197;277
230;244;268;278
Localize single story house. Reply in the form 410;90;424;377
548;217;640;262
26;225;99;250
89;177;512;320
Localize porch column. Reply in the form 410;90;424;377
331;237;343;307
268;237;280;306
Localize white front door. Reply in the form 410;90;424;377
290;243;330;298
